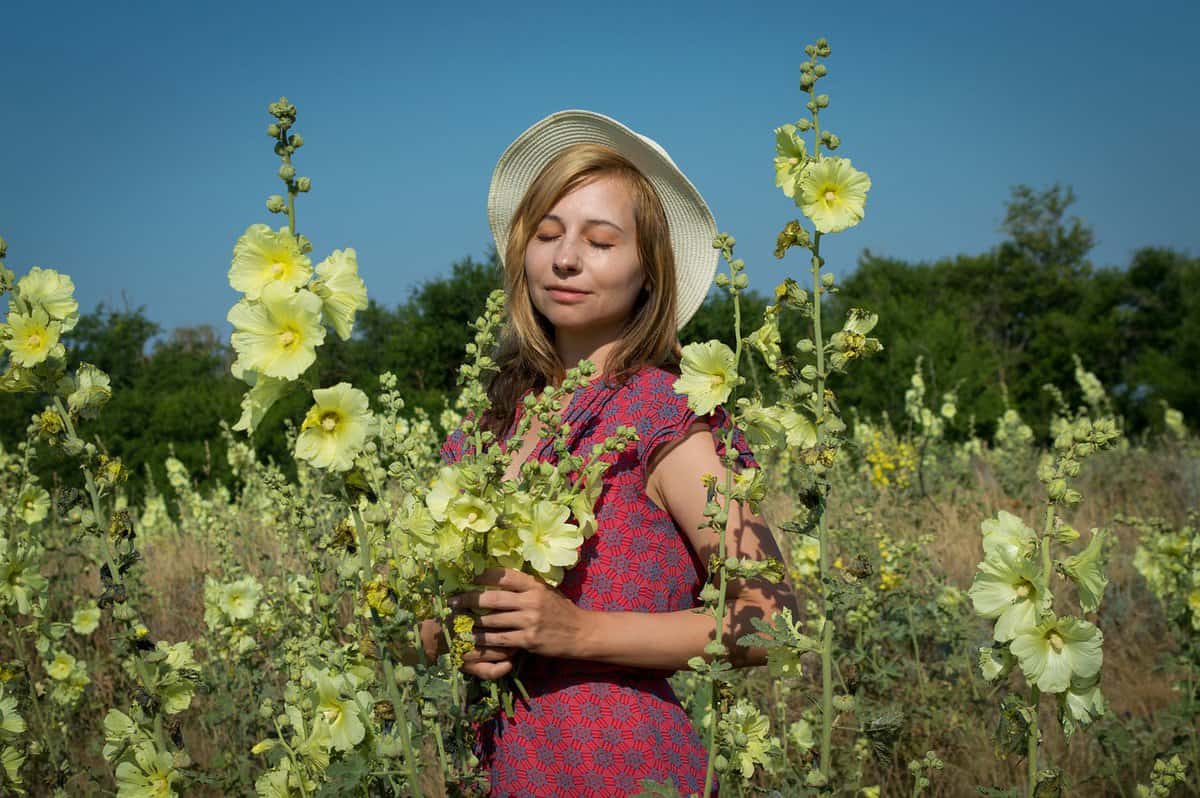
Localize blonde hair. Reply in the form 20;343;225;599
482;142;682;440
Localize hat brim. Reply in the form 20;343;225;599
487;109;717;331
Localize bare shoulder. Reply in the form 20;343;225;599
645;418;717;510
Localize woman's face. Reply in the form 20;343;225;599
524;174;646;339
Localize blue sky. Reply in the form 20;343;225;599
2;0;1197;336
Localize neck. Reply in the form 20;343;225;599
554;325;623;380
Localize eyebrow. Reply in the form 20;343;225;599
541;214;625;234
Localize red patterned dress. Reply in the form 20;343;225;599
440;365;758;798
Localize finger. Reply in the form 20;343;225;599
462;646;515;664
472;610;528;630
475;567;538;592
449;590;524;612
475;630;519;649
463;660;513;681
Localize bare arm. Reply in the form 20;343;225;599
462;419;798;671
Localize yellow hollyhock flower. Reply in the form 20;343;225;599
313;672;365;752
3;309;64;367
675;340;739;415
46;651;75;681
67;362;113;420
426;466;462;522
295;382;374;472
228;224;311;300
447;494;497;534
17;485;50;524
72;604;101;635
15;267;79;331
114;741;179;798
797;157;871;234
773;124;808;198
313;248;368;341
228;282;325;381
219;576;262;621
519;500;583;581
232;372;291;434
1010;615;1103;694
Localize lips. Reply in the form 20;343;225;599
546;286;589;303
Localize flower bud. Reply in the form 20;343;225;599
814;64;828;77
273;142;288;157
796;118;812;131
265;195;286;213
804;45;816;57
733;273;749;289
296;177;311;192
297;235;313;254
806;100;817;113
798;339;815;353
288;133;304;148
822;273;835;288
714;273;730;287
826;134;841;150
801;365;818;381
1047;479;1067;501
816;94;830;108
800;73;815;90
267;123;280;138
278;164;296;181
816;39;831;57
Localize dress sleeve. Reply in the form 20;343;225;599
439;411;475;465
633;370;759;474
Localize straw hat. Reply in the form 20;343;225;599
487;109;718;330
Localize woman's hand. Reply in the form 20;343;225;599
450;567;587;660
417;617;516;680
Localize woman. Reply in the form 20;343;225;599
433;110;797;797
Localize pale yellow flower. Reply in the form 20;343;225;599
519;500;583;581
228;224;311;300
45;651;75;681
232;373;291;434
295;382;374;472
72;604;101;635
797;157;871;234
68;363;113;419
675;340;739;415
228;282;325;381
15;267;79;331
3;309;63;367
17;485;50;525
313;248;368;340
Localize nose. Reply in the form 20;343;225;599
552;237;582;275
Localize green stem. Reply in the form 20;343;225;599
5;614;62;765
273;716;311;798
1027;685;1040;796
349;504;423;798
809;229;836;783
702;280;745;798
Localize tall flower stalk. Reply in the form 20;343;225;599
969;412;1119;795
